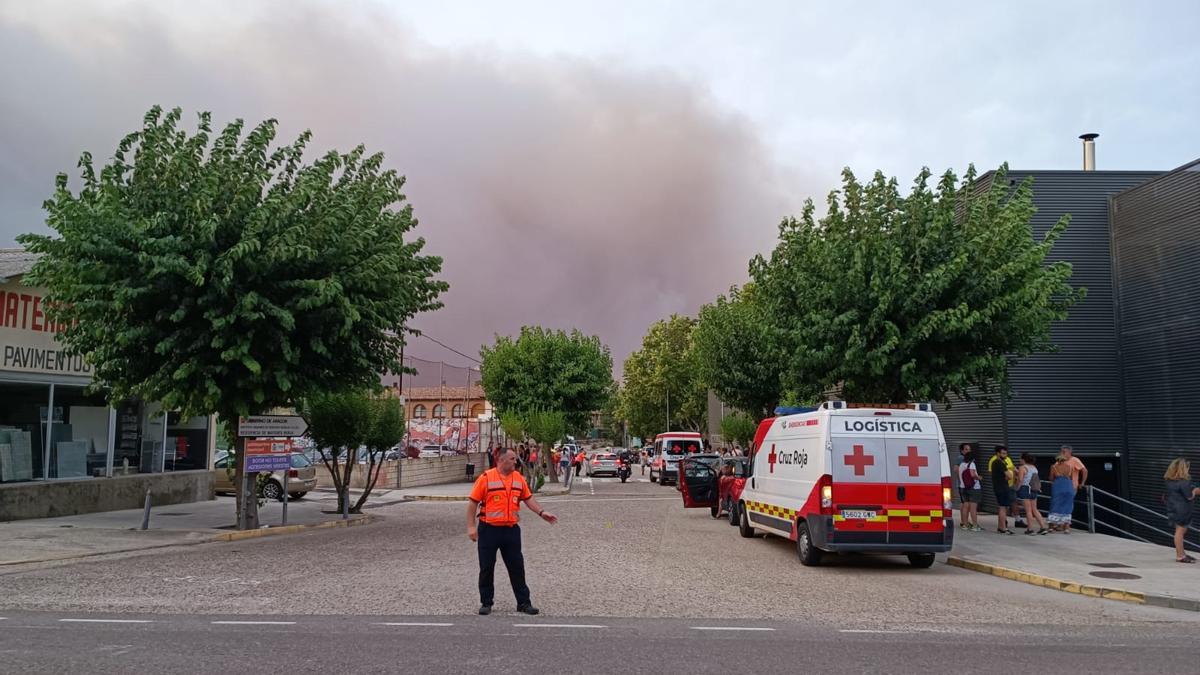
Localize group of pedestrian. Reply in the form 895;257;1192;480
958;443;1086;536
960;443;1199;562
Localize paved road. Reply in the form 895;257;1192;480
2;475;1198;673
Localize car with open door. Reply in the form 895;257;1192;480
717;457;750;524
678;454;723;517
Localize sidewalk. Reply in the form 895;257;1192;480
0;494;371;567
949;514;1200;611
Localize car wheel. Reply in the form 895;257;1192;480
288;492;306;500
728;499;738;526
796;522;823;566
261;480;284;501
710;503;720;519
907;553;935;569
738;503;756;538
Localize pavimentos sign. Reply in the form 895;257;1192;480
0;279;92;377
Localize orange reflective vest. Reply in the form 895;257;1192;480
469;467;532;526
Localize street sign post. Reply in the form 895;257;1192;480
244;439;293;472
237;415;309;438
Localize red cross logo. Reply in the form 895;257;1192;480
898;446;928;477
767;444;778;473
844;444;874;476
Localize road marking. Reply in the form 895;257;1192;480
514;623;606;629
690;626;775;632
839;629;916;634
375;622;454;627
59;619;154;624
211;620;297;625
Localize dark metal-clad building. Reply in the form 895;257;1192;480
937;169;1160;503
1110;158;1200;512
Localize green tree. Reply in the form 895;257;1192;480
523;409;567;489
479;326;613;433
19;106;447;528
302;391;404;513
620;315;707;438
719;412;758;448
750;165;1083;404
693;283;804;421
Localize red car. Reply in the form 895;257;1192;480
679;455;749;521
717;457;750;525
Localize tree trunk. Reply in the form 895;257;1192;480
352;450;387;512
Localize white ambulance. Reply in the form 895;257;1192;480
735;401;954;568
648;432;704;486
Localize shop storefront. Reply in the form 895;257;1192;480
1;255;215;520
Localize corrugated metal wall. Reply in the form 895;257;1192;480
938;171;1159;509
1110;160;1200;512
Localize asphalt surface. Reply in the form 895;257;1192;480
2;475;1199;673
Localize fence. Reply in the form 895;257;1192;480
1032;485;1200;553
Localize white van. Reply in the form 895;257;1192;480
648;432;703;486
735;401;953;568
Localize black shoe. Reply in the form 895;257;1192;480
516;605;540;615
478;605;492;615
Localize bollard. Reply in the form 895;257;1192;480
1087;485;1096;534
140;489;152;530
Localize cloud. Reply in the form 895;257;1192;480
0;1;810;376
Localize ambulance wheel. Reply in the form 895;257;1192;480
907;553;935;569
796;523;823;566
738;504;755;538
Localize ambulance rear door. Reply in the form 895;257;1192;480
881;412;944;545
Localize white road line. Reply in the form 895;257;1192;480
211;621;297;625
514;623;606;629
690;626;775;632
838;629;915;634
59;619;154;624
374;622;454;627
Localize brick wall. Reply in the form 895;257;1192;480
315;453;486;490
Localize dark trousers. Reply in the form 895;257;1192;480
574;463;581;476
477;522;530;607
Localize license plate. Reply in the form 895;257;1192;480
841;510;876;520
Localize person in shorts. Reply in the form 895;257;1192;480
958;443;983;531
989;445;1016;534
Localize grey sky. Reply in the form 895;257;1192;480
1;1;1197;373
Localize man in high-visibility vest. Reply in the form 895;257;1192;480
467;448;558;615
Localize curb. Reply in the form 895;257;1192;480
946;556;1200;612
0;515;374;567
211;514;373;541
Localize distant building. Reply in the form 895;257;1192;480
388;384;490;422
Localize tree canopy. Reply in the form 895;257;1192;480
619;315;707;439
692;283;798;421
19;106;448;422
749;165;1083;404
479;326;613;433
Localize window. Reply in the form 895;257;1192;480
470;403;484;418
451;404;465;418
433;405;446;419
0;382;48;483
47;385;113;478
413;405;426;419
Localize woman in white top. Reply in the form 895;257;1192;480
1016;453;1049;535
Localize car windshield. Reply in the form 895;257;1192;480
290;454;312;468
597;454;616;460
422;446;440;452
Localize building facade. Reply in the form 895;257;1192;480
936;160;1200;528
1;249;215;521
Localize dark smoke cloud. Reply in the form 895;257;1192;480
0;2;807;375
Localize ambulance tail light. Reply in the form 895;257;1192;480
818;474;833;515
941;476;953;510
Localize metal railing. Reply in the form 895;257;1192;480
1032;485;1200;553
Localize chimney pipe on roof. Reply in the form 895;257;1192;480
1080;133;1098;171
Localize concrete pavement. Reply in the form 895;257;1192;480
396;477;572;501
0;492;375;566
949;514;1200;611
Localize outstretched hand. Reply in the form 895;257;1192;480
541;512;558;525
